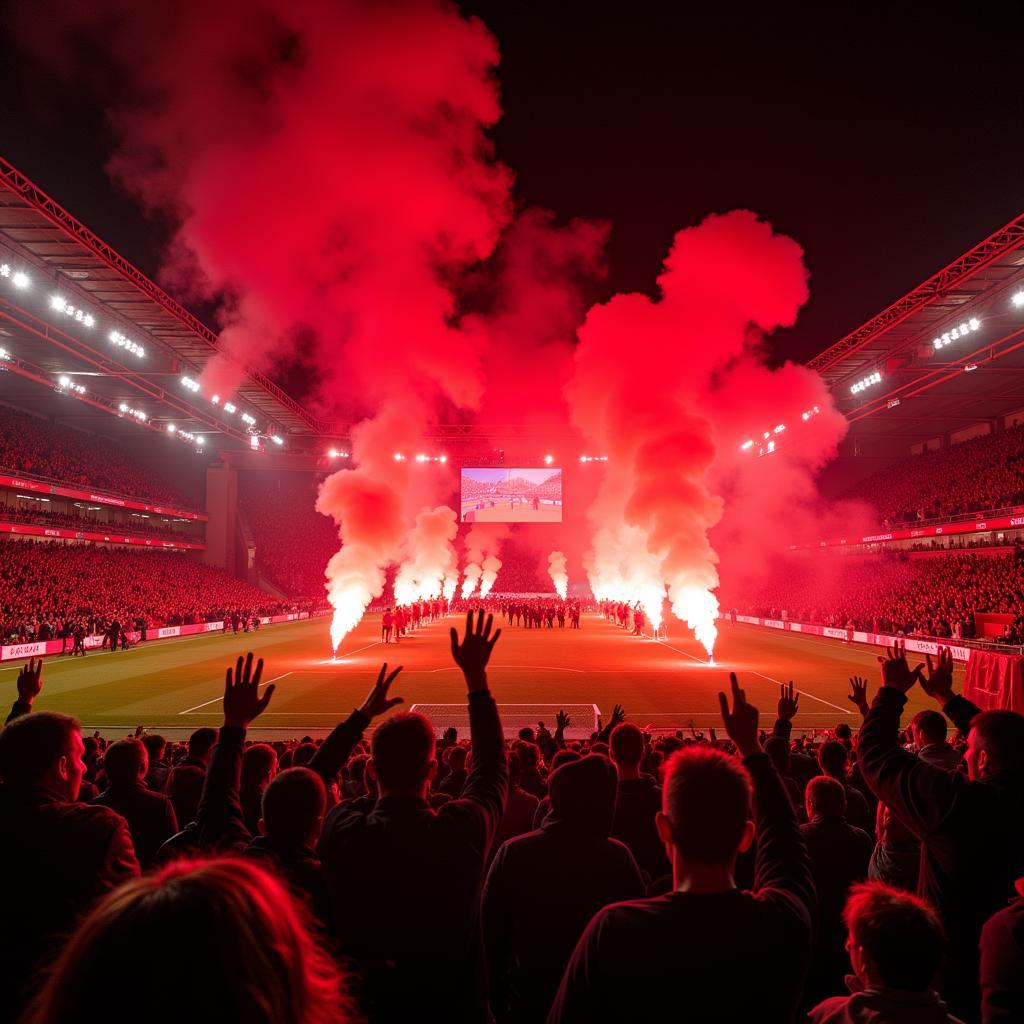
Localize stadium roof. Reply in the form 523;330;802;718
810;211;1024;454
0;155;325;454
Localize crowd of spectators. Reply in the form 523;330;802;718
0;501;202;544
2;623;1022;1023
239;474;338;599
737;549;1024;644
0;538;304;644
847;423;1024;526
0;404;194;509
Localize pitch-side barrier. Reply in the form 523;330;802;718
1;609;331;663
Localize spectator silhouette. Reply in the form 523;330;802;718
547;673;814;1022
980;878;1024;1024
483;753;643;1022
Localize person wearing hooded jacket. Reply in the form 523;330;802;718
482;754;644;1023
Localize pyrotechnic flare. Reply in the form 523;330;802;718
479;554;502;597
461;564;482;600
548;550;568;599
394;505;458;605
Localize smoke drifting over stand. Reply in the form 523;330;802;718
19;0;849;655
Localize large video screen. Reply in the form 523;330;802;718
460;467;563;523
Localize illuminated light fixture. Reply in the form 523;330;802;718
223;402;237;414
211;394;220;405
415;453;428;463
12;272;28;289
118;403;147;422
932;318;981;350
56;375;85;396
439;455;447;464
1012;291;1024;308
49;294;95;327
109;331;144;358
240;413;256;426
0;264;7;277
270;435;283;446
964;363;978;373
196;436;205;446
580;455;588;463
250;435;260;450
167;424;176;433
181;376;200;392
740;439;754;450
800;405;821;422
850;371;882;394
0;348;9;361
544;454;554;465
394;452;405;461
773;424;786;434
887;398;901;409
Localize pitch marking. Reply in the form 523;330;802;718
179;672;292;715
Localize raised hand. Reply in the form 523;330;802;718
877;639;924;694
450;609;501;691
848;676;870;717
609;704;626;728
16;658;43;705
555;709;571;733
718;672;760;757
919;647;955;704
777;680;800;722
223;652;274;729
358;663;405;720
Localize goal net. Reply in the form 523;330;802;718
409;703;601;740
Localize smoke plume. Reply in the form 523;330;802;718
548;551;568;599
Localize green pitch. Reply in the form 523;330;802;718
6;613;959;737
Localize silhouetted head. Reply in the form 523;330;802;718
103;738;148;789
0;712;84;799
242;744;278;790
966;710;1024;780
910;709;947;748
657;747;753;866
843;882;945;992
609;723;644;769
23;858;351;1024
371;712;437;795
805;774;846;820
261;768;326;848
187;727;218;765
818;739;848;778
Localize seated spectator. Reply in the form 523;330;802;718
312;611;507;1023
0;660;139;1021
141;733;170;792
93;737;178;869
21;858;352;1024
491;749;540;853
858;644;1024;1020
809;882;961;1024
911;710;963;772
483;754;643;1022
547;674;814;1022
439;744;469;797
980;877;1024;1024
609;722;670;881
801;775;874;1007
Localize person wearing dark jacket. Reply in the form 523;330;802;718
801;775;874;1008
313;610;508;1024
0;661;139;1024
93;737;178;869
547;674;815;1024
857;643;1024;1022
189;654;329;925
608;722;670;881
979;879;1024;1024
483;754;644;1022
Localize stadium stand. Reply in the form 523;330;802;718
0;503;201;544
238;473;337;598
0;405;195;509
845;423;1024;527
736;549;1024;643
0;538;300;643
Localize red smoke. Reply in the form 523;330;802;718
17;6;855;653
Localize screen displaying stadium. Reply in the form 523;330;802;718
460;467;563;523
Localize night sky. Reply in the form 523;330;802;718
0;2;1021;369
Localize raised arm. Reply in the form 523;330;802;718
5;658;42;724
916;647;982;737
308;663;404;786
196;652;275;849
856;642;961;839
720;674;814;919
448;610;507;846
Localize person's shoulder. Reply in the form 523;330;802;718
60;799;130;835
805;994;849;1023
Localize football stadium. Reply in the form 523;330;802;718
0;7;1022;1024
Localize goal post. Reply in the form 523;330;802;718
409;703;600;740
